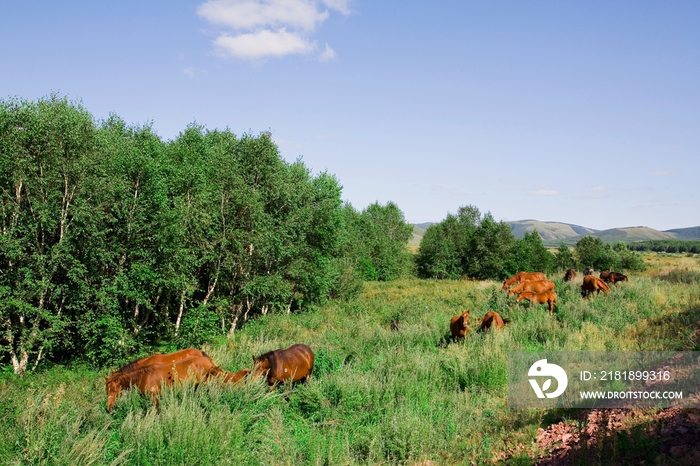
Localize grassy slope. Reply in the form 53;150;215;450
411;221;700;249
508;220;597;240
1;255;700;465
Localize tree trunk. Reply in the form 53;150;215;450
174;289;186;336
11;349;28;375
228;304;243;338
202;277;217;305
32;347;43;371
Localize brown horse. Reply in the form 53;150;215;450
221;368;251;385
581;275;610;297
501;271;546;291
478;310;510;331
516;291;558;316
563;268;577;282
111;348;208;376
450;310;470;341
599;271;628;284
105;355;220;412
253;344;315;385
507;279;556;297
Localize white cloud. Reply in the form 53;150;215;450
650;169;677;176
590;186;605;192
275;138;303;149
530;189;558;196
320;0;351;14
214;29;315;59
198;0;328;32
197;0;350;61
182;67;208;78
318;43;336;61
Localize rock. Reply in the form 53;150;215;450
676;426;688;435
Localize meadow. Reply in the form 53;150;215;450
1;253;699;465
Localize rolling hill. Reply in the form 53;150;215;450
507;219;597;241
666;226;700;240
409;219;700;248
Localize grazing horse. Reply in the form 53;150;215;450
516;291;558;316
221;368;251;385
501;272;547;291
478;311;510;331
507;279;556;297
450;310;470;341
111;348;208;376
583;266;594;276
581;275;610;297
253;344;315;385
105;355;220;412
563;268;577;282
600;271;628;284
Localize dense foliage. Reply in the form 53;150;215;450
415;205;556;280
574;237;646;272
339;201;414;281
627;240;700;254
0;95;414;372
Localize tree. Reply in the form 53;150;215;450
466;213;516;279
339;201;413;281
416;214;466;279
0;95;100;373
554;242;576;270
504;231;555;276
416;205;516;280
574;237;646;272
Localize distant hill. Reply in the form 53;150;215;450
408;219;700;249
507;220;597;240
413;222;435;231
593;227;676;241
409;224;429;249
665;226;700;240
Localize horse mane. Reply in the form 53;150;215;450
114;356;149;375
255;349;278;368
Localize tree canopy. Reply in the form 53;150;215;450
0;95;414;372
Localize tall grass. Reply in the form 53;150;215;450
2;258;699;465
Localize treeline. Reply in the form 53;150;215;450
415;207;646;279
0;96;412;373
0;95;648;374
627;240;700;254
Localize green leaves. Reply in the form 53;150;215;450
574;237;646;272
0;96;361;369
417;206;519;280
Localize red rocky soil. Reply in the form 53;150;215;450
531;407;700;465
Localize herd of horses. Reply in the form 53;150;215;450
449;267;629;341
106;268;629;411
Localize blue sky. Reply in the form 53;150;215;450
1;1;698;230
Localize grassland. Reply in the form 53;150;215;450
1;254;699;465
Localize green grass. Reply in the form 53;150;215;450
2;257;700;465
